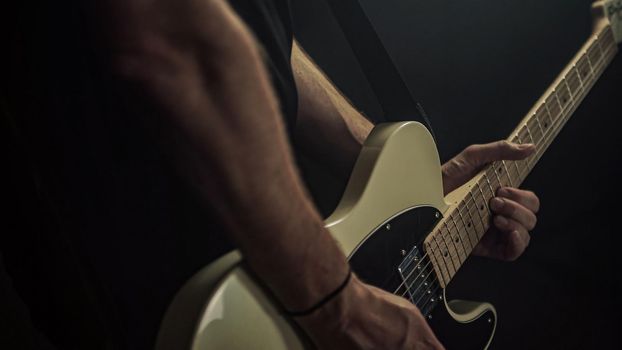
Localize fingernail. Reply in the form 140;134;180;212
518;143;534;150
490;198;504;211
494;215;508;227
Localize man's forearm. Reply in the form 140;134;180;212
92;0;349;312
292;41;373;180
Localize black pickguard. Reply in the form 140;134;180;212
348;206;495;349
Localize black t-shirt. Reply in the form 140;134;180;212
229;0;298;130
2;1;297;349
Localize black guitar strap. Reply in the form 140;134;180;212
321;0;436;140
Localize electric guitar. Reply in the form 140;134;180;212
156;2;622;349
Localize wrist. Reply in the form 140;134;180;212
285;267;352;317
295;274;366;337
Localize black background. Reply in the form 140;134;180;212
291;0;622;348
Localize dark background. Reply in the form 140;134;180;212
291;0;622;348
1;1;620;349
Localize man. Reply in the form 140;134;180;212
3;0;539;348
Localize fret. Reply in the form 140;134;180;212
525;124;535;145
482;173;495;199
532;111;545;137
555;79;572;111
508;133;525;182
452;211;473;251
439;223;459;264
536;104;551;133
565;67;582;99
435;230;457;276
592;50;606;73
474;182;489;222
517;128;534;170
525;124;540;170
443;221;464;263
426;240;448;287
596;34;605;55
506;159;522;185
545;94;562;123
513;133;527;175
501;161;514;187
467;200;485;241
443;221;466;262
431;232;452;281
535;119;549;159
456;205;477;248
493;161;509;188
518;125;530;144
596;33;604;54
448;215;470;258
467;191;486;237
583;50;596;76
574;64;586;88
455;207;472;248
491;163;503;188
467;195;486;238
489;166;502;191
587;38;603;70
576;53;593;83
527;118;543;146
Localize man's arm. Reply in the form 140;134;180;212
292;41;373;180
91;1;443;348
291;40;539;261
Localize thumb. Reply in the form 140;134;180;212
464;140;535;166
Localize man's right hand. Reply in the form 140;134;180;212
298;275;445;349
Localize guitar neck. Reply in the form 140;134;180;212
425;24;619;288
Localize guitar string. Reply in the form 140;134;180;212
417;284;442;310
388;32;615;300
392;172;501;298
389;40;615;302
398;261;436;300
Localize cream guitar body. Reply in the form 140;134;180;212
156;2;621;349
156;122;496;350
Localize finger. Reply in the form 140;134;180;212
497;187;540;213
464;140;535;166
490;197;537;231
492;216;531;261
504;229;531;261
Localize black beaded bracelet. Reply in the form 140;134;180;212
286;268;353;317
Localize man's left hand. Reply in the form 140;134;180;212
441;141;540;261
